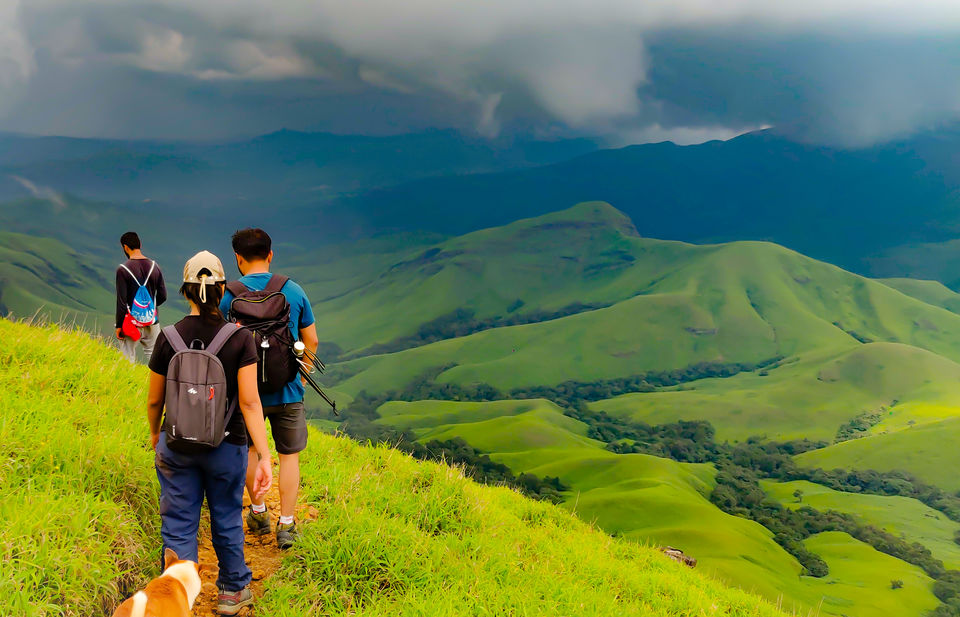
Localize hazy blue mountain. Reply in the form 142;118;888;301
0;129;597;208
342;128;960;277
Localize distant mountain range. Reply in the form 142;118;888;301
0;129;597;209
341;128;960;282
5;126;960;285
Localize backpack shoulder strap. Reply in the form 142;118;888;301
119;264;144;287
225;280;249;297
264;274;289;294
145;260;156;282
206;323;244;356
162;325;188;353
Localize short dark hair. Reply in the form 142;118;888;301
232;228;272;261
120;231;141;250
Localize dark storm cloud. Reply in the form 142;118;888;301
2;1;960;145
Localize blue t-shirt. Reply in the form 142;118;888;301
220;273;315;406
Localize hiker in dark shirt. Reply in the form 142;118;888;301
115;231;167;363
147;250;273;616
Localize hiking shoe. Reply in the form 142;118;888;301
246;507;271;536
276;521;300;550
217;586;253;615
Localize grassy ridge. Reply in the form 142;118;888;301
762;480;960;569
0;232;115;332
802;532;938;616
259;431;784;617
374;398;942;615
796;418;960;492
592;343;960;442
0;319;157;616
1;318;785;616
324;205;960;395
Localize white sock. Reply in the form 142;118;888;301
279;515;294;525
251;503;267;514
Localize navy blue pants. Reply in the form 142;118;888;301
155;432;252;591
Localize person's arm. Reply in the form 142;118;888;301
298;323;319;379
296;287;318;379
238;363;273;500
147;370;165;450
115;267;127;337
154;265;167;307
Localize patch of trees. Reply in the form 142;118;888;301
349;303;608;359
835;409;886;443
712;461;947;579
336;417;568;504
787;467;960;523
934;572;960;616
510;357;782;407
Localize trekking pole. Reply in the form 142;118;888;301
293;342;338;415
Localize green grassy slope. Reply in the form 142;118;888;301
762;480;960;569
312;201;686;351
0;319;157;616
592;342;960;442
376;398;940;616
796;417;960;492
880;278;960;314
801;532;938;617
332;223;960;394
1;318;786;617
0;231;115;331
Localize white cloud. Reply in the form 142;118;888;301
0;1;34;109
616;123;771;146
10;175;66;210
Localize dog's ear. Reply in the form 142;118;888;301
163;548;179;571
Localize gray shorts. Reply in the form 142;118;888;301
256;402;307;455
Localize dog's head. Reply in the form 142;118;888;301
162;548;208;608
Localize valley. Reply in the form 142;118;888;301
5;129;960;616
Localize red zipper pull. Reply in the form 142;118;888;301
209;386;215;400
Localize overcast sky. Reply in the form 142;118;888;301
2;0;960;145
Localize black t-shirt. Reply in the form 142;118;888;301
148;316;258;448
116;258;167;328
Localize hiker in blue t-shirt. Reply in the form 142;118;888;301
220;228;319;549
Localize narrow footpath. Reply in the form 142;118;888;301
192;464;318;617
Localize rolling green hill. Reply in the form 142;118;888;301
320;203;960;397
373;398;942;616
0;231;115;330
1;318;788;617
592;342;960;442
762;480;960;569
9;198;960;616
796;417;960;493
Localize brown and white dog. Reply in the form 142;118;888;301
111;548;203;617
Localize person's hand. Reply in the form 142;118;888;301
116;328;124;340
151;431;160;451
252;457;272;501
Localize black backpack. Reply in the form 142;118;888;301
226;274;298;393
162;323;243;450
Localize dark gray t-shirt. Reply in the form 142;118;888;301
149;316;258;448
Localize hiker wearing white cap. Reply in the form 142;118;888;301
146;250;274;616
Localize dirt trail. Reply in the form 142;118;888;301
192;463;318;617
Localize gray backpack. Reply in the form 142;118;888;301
161;323;243;450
